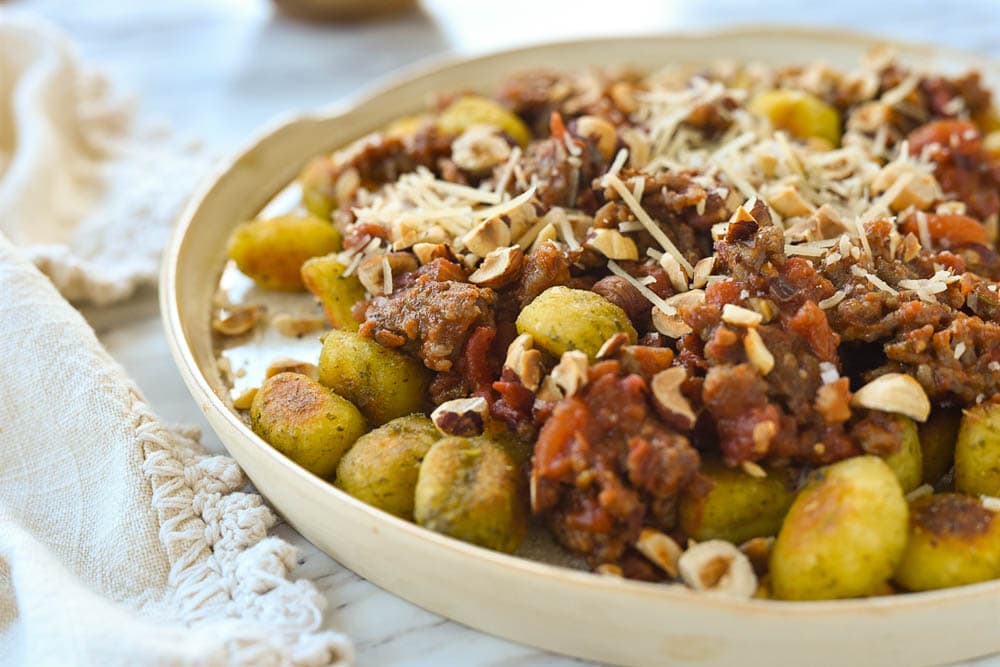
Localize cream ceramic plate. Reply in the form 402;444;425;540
162;28;1000;667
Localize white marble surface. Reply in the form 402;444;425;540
12;0;1000;664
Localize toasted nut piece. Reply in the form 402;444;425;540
678;539;758;598
691;257;715;289
851;372;931;422
815;379;852;423
936;200;968;216
334;167;361;205
905;483;935;503
216;355;233;382
535;375;565;403
431;396;489;436
468;245;524;288
741;460;768;479
721;303;763;327
265;358;319;380
659;252;689;293
212;304;264;336
808;203;848;239
664;289;706;310
752;420;778;454
412;242;456;265
397;219;447;250
765;183;814;218
901;232;922;262
451;125;512;173
464;217;511;256
872;162;941;212
729;205;757;224
849;101;892;133
503;333;543;392
745;297;778;323
390;219;423;251
620;127;650;168
610;82;639;113
650;367;696;430
586;228;639;260
272;313;327;338
551;350;589;397
711;222;730;242
597;332;630;360
357;252;418;295
529;223;558;254
595;563;624;577
739;536;774;576
232;387;259;410
576;115;618;160
503;201;538;241
743;328;774;375
636;528;683;578
651;307;693;338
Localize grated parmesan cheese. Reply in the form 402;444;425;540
818;361;840;385
603;171;694;274
851;265;898;295
818;291;846;309
493;146;522;198
785;243;830;257
381;256;393;295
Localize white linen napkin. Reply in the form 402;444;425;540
0;12;352;666
0;12;204;305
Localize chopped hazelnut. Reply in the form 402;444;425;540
503;333;543;391
463;217;511;256
743;328;774;375
585;228;639;260
650;367;696;430
576;115;618;160
468;244;524;288
451;125;512;173
851;372;930;422
212;304;264;337
651;307;692;338
721;303;763;327
357;252;418;295
431;396;489;436
551;350;589;397
272;313;327;338
635;528;683;578
265;358;319;381
677;540;758;598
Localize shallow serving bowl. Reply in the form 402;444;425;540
162;27;1000;667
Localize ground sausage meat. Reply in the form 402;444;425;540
361;267;497;372
532;360;699;563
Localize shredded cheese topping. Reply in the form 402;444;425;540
607;260;677;316
330;57;975;324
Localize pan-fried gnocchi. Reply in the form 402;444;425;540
769;456;909;601
955;403;1000;497
516;286;637;360
250;372;366;477
227;214;341;290
894;493;1000;592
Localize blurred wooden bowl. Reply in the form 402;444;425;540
272;0;416;21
